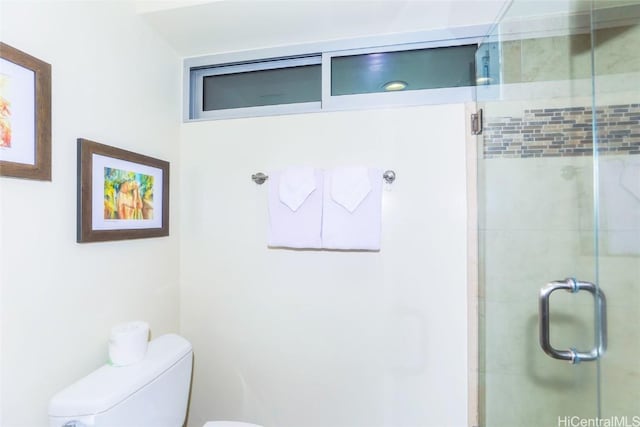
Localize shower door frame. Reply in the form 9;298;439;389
474;1;640;426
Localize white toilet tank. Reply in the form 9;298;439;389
49;333;192;427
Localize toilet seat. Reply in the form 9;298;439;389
203;422;263;427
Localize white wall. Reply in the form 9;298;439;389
180;104;470;427
0;2;181;426
1;4;474;426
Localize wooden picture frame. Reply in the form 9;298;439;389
77;138;170;243
0;42;51;180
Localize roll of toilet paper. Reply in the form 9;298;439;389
108;321;149;366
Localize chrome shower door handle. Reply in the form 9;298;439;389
539;278;607;364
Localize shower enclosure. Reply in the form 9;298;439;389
476;0;639;425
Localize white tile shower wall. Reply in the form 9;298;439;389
180;104;470;427
0;2;181;426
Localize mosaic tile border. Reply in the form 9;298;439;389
483;104;640;159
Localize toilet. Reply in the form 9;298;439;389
48;334;262;427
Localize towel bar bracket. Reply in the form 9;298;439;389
382;170;396;184
251;172;268;185
251;170;396;185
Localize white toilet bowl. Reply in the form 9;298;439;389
204;423;262;427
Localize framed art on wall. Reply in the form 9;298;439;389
0;42;51;180
77;138;170;243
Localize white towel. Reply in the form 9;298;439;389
330;166;371;212
620;159;640;200
600;157;640;255
322;167;382;250
279;166;317;211
267;168;323;248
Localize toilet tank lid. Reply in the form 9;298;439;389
49;333;192;417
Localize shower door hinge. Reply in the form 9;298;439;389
471;109;483;135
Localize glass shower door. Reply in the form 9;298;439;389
476;1;639;425
592;1;640;421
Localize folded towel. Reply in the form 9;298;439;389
267;168;323;248
621;159;640;201
322;167;382;250
279;166;317;211
600;157;640;255
330;166;371;213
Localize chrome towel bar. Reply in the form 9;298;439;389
251;170;396;185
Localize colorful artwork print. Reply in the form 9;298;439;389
104;167;154;220
0;54;39;169
0;74;11;148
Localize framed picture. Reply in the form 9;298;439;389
0;42;51;180
77;138;170;243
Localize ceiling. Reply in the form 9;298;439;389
139;0;510;58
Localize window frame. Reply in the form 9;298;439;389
184;25;490;122
321;39;479;112
190;55;322;121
